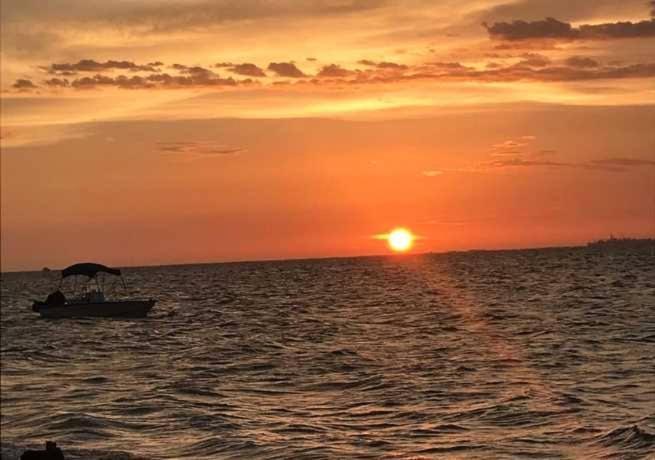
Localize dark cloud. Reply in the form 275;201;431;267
358;60;408;70
481;62;655;82
565;56;600;68
227;63;266;77
63;71;241;89
70;74;153;89
427;61;469;70
178;65;214;76
578;19;655;39
316;64;355;77
267;62;306;78
146;72;237;87
484;17;576;40
484;17;655;41
282;58;655;86
26;51;655;93
377;61;408;70
49;59;157;73
114;75;154;89
12;79;38;90
44;78;70;87
70;74;115;89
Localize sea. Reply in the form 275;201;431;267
1;247;654;459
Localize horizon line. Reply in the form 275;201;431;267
3;237;654;275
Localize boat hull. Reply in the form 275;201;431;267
34;300;156;318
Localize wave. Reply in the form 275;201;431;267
593;424;655;451
1;442;150;460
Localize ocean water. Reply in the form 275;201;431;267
1;248;654;459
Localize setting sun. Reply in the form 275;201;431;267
387;228;415;252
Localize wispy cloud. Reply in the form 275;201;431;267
588;157;655;167
157;142;245;157
422;170;443;177
480;156;655;172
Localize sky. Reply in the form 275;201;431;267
1;0;654;271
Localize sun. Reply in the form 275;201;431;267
387;228;414;252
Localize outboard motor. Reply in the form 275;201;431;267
21;441;65;460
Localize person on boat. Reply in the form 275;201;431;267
44;290;66;307
85;289;105;303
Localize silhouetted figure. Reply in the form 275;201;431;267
45;290;66;307
21;441;65;460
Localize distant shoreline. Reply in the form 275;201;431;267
2;238;653;275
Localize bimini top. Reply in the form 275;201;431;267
62;263;122;278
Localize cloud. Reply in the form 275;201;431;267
578;19;655;39
145;72;238;87
480;155;655;173
357;60;408;70
172;65;214;76
484;17;577;40
227;63;266;77
588;157;655;167
2;0;389;35
157;142;244;157
21;51;655;93
267;62;307;78
44;78;70;87
398;61;655;83
564;56;600;68
516;53;551;67
70;74;153;89
48;59;157;73
493;139;528;149
422;170;443;177
489;136;536;156
12;79;38;90
486;158;569;168
484;17;655;41
317;64;355;77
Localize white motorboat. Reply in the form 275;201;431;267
32;262;156;318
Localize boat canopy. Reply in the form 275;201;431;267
62;263;121;279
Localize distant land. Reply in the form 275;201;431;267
586;237;655;250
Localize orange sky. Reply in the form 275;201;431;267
1;1;654;271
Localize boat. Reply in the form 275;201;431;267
32;262;156;318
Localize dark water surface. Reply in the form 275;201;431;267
2;248;654;459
